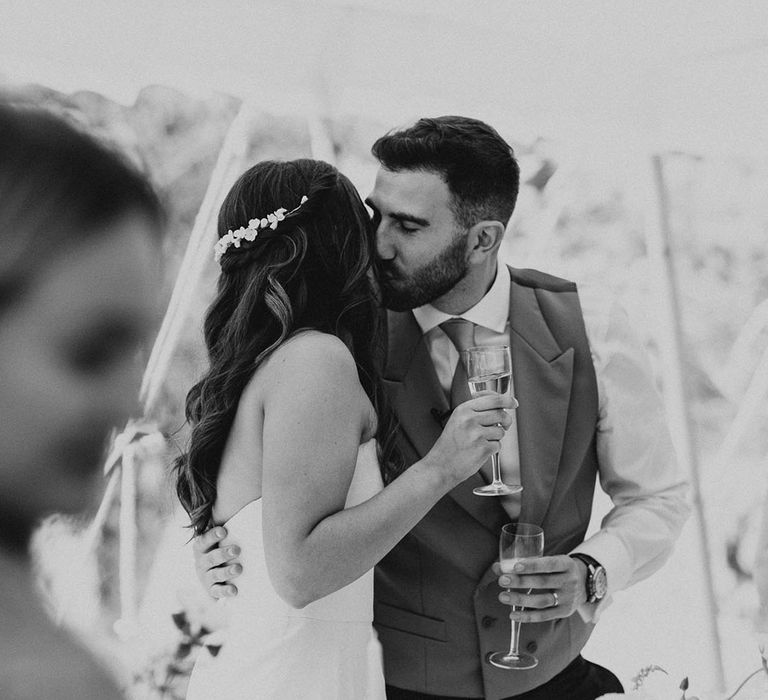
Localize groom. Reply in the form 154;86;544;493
194;116;690;699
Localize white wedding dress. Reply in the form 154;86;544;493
186;438;386;700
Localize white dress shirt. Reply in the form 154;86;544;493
412;262;691;620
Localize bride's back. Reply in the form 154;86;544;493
212;329;376;524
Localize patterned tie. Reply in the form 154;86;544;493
439;318;476;409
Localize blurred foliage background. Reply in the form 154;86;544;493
3;76;767;697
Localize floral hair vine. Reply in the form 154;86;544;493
213;195;309;263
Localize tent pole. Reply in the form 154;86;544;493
140;98;255;414
648;153;726;692
117;442;138;637
84;465;121;554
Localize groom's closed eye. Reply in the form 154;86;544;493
389;211;429;231
393;217;420;233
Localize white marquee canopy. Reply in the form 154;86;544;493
2;0;767;158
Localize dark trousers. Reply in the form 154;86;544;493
385;655;624;700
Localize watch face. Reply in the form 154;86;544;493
593;567;608;599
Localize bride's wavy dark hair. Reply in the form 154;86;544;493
175;159;402;534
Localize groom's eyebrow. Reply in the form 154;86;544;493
391;211;429;227
364;197;429;227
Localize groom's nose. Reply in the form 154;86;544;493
375;222;395;261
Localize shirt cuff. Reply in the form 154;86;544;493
570;531;633;623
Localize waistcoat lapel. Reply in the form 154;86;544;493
508;275;574;527
383;310;505;534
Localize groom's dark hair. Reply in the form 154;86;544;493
371;116;520;229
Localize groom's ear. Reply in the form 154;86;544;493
467;220;505;262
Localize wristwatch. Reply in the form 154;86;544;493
569;553;607;603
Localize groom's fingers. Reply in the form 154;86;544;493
506;604;568;623
507;555;571;574
497;557;574;594
499;572;569;590
497;555;588;618
498;590;561;609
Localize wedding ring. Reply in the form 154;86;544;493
550;592;559;608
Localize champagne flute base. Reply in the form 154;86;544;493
488;650;538;670
473;483;523;496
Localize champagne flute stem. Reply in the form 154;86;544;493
509;605;522;657
490;453;504;487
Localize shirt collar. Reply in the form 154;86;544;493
412;261;510;335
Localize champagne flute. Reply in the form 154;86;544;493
463;345;522;496
490;522;544;670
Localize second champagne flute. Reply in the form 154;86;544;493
490;522;545;670
463;345;522;496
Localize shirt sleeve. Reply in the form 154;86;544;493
570;291;692;622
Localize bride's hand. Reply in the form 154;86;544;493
425;391;516;488
193;526;243;599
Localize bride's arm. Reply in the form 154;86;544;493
261;333;511;608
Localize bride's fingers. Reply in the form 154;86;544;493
193;526;227;555
200;545;241;571
476;409;513;429
211;583;238;600
480;425;506;443
467;393;517;411
208;563;242;584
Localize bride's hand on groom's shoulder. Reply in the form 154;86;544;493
193;526;243;599
426;391;516;488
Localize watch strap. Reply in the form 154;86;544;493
570;552;601;571
569;553;605;602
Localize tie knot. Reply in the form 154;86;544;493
440;318;476;354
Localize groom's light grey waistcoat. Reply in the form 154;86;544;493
374;268;599;699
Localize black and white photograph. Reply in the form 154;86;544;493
1;2;767;698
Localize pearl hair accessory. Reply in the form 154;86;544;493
213;195;308;264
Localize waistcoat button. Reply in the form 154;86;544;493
526;640;538;653
481;616;496;628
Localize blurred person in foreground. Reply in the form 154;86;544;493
193;117;691;699
0;103;163;699
175;158;514;698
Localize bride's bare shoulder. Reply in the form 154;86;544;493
253;331;374;437
263;330;357;383
275;329;352;361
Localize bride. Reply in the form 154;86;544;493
175;159;513;699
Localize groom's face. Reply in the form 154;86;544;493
366;167;469;311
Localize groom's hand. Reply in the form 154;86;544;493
494;555;588;621
193;526;242;599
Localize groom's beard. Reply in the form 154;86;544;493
377;232;469;312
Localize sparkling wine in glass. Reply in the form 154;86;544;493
463;345;522;496
490;522;544;670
